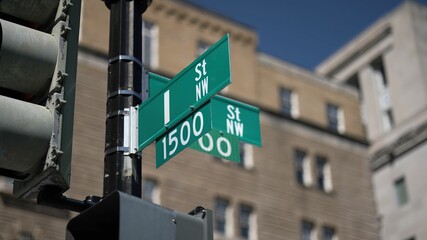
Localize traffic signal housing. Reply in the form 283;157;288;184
66;191;213;240
0;0;81;198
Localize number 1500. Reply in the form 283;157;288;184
161;111;205;160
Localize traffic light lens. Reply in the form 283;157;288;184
0;19;58;96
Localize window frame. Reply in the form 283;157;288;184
382;108;394;132
239;142;254;169
238;204;254;239
142;20;159;69
394;177;409;206
322;226;337;240
326;103;345;133
301;220;315;240
294;149;312;187
280;87;299;118
315;155;333;193
214;197;233;237
197;41;211;56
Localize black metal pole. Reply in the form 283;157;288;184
103;0;150;197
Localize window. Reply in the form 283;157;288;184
215;198;232;236
301;221;315;240
142;20;158;69
372;57;394;132
239;142;254;169
239;204;256;239
394;177;409;206
382;108;394;132
327;103;345;133
322;226;336;240
316;157;325;191
295;150;305;185
19;231;34;240
294;149;312;187
143;178;160;204
372;57;388;90
240;142;246;164
327;104;338;131
213;141;253;169
197;41;211;56
280;88;292;116
316;156;333;193
346;74;361;92
280;88;299;118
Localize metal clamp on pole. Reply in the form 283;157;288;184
107;90;143;101
104;106;138;155
109;55;143;67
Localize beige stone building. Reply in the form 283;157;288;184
0;0;379;239
317;1;427;239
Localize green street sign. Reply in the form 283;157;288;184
156;103;212;168
190;130;240;162
139;34;231;150
210;96;261;146
148;73;262;147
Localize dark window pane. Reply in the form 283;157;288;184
301;221;313;240
19;231;34;240
294;150;305;185
197;41;211;56
372;57;388;87
323;226;335;240
395;177;409;206
280;88;292;116
239;142;246;167
327;104;339;131
215;198;229;233
316;156;326;191
239;204;252;239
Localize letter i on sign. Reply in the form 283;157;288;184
164;90;170;125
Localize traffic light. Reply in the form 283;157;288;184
0;0;81;199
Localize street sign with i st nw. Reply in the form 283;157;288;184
154;104;247;167
148;73;262;147
149;73;261;165
138;34;231;151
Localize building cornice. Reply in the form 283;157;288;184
316;21;392;78
147;0;257;46
371;120;427;171
258;53;360;98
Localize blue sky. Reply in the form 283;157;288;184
184;0;427;70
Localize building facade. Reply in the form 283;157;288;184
316;1;427;239
0;0;379;239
